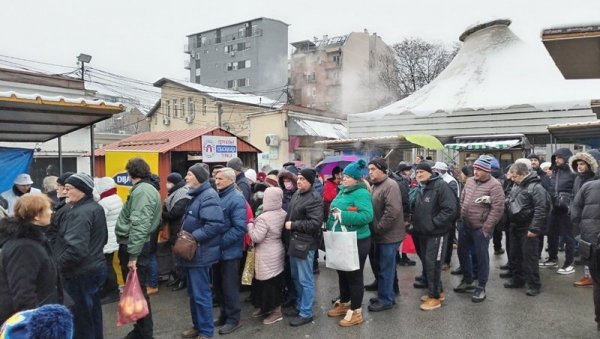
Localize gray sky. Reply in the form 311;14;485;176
2;0;599;83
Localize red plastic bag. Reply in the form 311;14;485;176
117;269;149;326
401;234;416;254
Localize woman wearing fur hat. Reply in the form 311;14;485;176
326;160;373;326
0;194;61;324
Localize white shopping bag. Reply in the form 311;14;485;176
324;220;359;271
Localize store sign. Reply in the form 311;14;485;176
202;136;238;163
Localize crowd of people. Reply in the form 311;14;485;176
1;148;600;338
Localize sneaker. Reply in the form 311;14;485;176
146;286;159;295
327;300;350;317
421;292;445;302
557;265;575;275
413;281;427;289
339;309;363;327
420;297;442;311
289;316;313;327
367;301;394;312
471;287;486;303
368;297;378;304
454;280;476;293
539;258;558;268
494;248;505;255
263;307;283;325
574;276;593;287
218;322;241;335
526;288;540;296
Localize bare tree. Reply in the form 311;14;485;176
378;38;459;100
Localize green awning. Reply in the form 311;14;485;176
444;139;521;151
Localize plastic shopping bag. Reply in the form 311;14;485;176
241;246;255;286
324;221;359;271
401;233;416;254
117;269;149;326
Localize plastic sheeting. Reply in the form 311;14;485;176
0;147;33;193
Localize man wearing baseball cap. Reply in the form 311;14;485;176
1;173;41;216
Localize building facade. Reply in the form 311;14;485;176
289;30;393;115
185;17;289;101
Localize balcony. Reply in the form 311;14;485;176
184;44;191;54
184;60;191;69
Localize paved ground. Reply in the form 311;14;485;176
103;247;599;339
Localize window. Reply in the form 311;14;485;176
195;68;201;76
227;80;235;88
165;100;171;117
173;100;179;118
202;98;207;115
154;114;157;125
237;42;245;51
333;54;341;65
195;76;201;83
237;78;249;87
215;29;221;44
195;59;201;68
188;98;195;116
180;98;186;116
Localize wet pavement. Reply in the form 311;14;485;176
103;247;598;338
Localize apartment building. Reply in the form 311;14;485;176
289;30;393;115
185;17;289;102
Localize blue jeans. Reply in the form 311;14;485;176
148;253;158;288
64;266;106;339
458;227;490;288
376;242;400;305
290;250;315;318
187;266;213;338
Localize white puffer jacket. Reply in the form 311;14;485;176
98;194;123;254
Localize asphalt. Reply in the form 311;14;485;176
103;246;599;339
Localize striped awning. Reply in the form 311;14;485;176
444;139;521;151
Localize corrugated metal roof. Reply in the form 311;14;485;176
290;118;347;139
95;127;261;155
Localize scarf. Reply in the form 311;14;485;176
100;187;117;200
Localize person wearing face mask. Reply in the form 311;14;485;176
0;194;62;324
162;173;190;291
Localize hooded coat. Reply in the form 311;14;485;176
549;148;576;197
0;219;60;323
96;179;123;254
248;187;287;280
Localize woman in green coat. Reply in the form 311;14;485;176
325;159;373;327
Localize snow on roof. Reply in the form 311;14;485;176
157;78;283;109
290;117;347;139
351;20;600;120
0;90;123;108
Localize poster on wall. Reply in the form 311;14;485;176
202;136;237;163
105;151;159;201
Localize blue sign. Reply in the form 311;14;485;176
216;145;237;153
113;172;133;186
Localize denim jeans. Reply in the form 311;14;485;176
376;242;400;305
187;266;213;338
290;249;315;318
148;252;158;288
458;227;490;288
64;266;106;339
548;210;576;266
213;259;241;325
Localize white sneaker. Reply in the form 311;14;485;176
557;266;575;275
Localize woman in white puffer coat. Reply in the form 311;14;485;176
95;177;123;303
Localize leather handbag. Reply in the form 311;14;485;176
287;232;314;259
172;230;197;261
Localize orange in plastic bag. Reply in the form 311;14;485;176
117;269;149;326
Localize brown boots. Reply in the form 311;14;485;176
327;300;350;317
263;306;283;325
339;309;363;327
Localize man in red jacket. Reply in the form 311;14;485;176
454;155;505;303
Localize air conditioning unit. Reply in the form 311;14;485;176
185;115;193;124
265;134;280;146
163;116;170;125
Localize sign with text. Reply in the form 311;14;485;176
202;135;238;163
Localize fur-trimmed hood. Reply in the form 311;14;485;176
0;218;46;246
569;151;600;174
278;167;298;190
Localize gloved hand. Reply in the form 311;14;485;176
475;195;491;204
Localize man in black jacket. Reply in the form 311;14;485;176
163;172;190;291
283;168;323;327
226;157;252;202
505;163;550;296
412;163;458;311
540;148;577;274
57;173;108;339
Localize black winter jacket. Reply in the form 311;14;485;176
549;148;576;197
412;174;458;237
162;181;190;245
0;220;61;323
571;179;600;248
52;196;108;279
236;172;252;202
286;187;324;250
507;172;550;234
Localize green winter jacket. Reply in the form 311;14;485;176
115;181;161;260
326;183;373;240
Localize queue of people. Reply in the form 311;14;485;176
2;148;600;337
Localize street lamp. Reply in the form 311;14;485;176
77;53;92;81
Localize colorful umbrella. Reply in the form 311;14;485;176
314;155;360;175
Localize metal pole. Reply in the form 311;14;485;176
90;125;95;177
81;62;85;81
58;136;63;174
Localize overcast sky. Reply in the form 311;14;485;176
1;0;599;83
